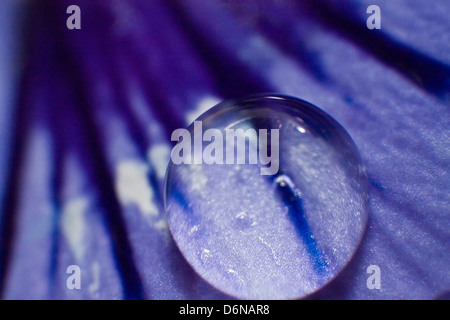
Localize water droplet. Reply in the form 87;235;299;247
165;94;369;299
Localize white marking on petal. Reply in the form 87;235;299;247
89;261;101;297
188;225;199;236
147;144;171;179
115;160;158;218
186;96;221;125
201;248;211;262
62;197;88;263
154;218;169;232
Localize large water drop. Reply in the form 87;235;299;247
164;94;369;299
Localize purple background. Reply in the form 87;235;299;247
0;0;448;299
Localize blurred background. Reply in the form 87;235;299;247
0;0;448;299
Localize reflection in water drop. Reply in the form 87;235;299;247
165;94;369;299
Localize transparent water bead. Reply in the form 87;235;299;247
164;94;369;299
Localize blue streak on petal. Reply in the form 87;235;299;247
272;173;329;276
